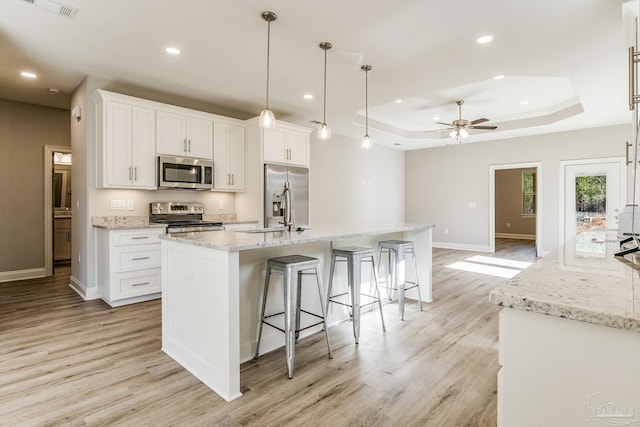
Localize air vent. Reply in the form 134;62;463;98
20;0;79;19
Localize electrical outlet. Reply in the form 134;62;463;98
218;201;224;210
468;201;477;208
126;200;135;211
77;253;81;264
507;222;511;228
110;200;126;210
444;228;449;234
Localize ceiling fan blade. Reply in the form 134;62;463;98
435;122;453;127
469;125;498;130
424;128;449;133
470;118;489;125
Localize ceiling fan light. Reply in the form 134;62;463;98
460;128;469;138
449;129;457;139
259;108;275;128
317;123;331;140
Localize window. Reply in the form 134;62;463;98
522;171;536;216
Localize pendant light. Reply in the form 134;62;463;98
361;65;372;149
317;42;333;140
259;11;277;128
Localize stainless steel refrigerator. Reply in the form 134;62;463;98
264;164;309;228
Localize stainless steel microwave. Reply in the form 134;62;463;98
157;155;213;190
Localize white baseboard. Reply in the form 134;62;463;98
495;233;536;240
433;241;491;252
0;267;46;283
69;275;101;300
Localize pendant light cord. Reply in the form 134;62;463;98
323;48;327;124
265;20;271;109
365;68;369;135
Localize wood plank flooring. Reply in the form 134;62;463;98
0;239;536;426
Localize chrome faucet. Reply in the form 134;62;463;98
280;182;294;231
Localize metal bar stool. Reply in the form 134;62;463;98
377;240;423;320
255;255;332;379
325;246;386;344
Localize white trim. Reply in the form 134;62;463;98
44;145;72;277
0;268;47;283
495;233;536;240
69;275;100;300
432;241;491;252
489;162;543;257
558;157;626;248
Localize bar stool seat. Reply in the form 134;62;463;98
254;255;332;379
377;240;423;320
326;246;386;344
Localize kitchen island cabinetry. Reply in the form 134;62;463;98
93;90;156;189
161;223;433;402
156;109;213;159
97;227;164;307
213;123;245;191
490;231;640;426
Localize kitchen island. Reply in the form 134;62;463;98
160;223;433;401
490;231;640;426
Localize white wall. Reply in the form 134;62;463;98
310;133;405;225
405;125;630;254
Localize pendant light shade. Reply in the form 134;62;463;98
259;11;277;128
317;42;332;140
361;65;372;149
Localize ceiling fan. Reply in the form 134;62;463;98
429;100;497;141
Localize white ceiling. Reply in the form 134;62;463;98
0;0;632;150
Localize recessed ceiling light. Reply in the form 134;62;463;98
21;71;37;79
477;35;493;44
494;74;505;80
394;99;402;104
433;116;440;121
520;100;529;105
165;47;181;55
48;88;62;94
303;94;313;100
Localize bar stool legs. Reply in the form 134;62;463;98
326;246;386;344
377;240;423;320
255;255;332;379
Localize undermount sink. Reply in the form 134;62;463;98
238;227;288;234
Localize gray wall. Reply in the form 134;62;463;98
495;168;536;236
405;124;630;254
0;99;70;272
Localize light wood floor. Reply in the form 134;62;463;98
0;239;536;426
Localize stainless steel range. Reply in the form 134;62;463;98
149;202;223;233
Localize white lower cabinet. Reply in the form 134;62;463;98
97;228;164;307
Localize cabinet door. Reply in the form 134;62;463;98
287;131;309;167
263;127;287;164
105;101;133;187
132;106;157;189
186;116;213;159
213;123;231;190
229;125;245;190
54;219;71;261
156;110;187;156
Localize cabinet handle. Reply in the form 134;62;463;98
129;166;132;181
231;174;234;186
67;232;71;242
132;282;150;287
227;173;230;185
627;141;633;165
630;45;640;110
132;256;150;261
188;139;191;152
131;236;149;240
133;166;137;181
184;139;188;152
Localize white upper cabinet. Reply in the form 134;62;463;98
263;126;309;167
213;122;245;191
94;91;156;189
156;110;213;159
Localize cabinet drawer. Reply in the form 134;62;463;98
111;229;163;246
112;244;161;272
114;269;161;299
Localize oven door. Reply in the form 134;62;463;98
157;156;213;190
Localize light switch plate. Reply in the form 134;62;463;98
126;200;135;211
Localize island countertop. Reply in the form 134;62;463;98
160;223;434;252
490;231;640;333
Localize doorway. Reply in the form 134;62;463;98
44;145;72;277
489;162;542;257
559;158;625;248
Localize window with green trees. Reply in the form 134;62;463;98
522;171;536;216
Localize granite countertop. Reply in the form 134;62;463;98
160;223;434;252
490;230;640;333
92;216;166;230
